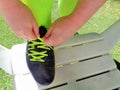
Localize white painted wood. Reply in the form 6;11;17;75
49;83;79;90
102;20;120;51
56;33;103;49
55;40;109;65
10;43;30;75
76;70;120;90
14;74;39;90
0;45;12;74
49;70;120;90
14;54;117;90
15;70;120;90
39;55;116;89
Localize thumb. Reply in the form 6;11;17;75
44;36;62;47
43;37;54;46
43;29;54;46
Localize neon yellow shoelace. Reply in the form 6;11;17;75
28;37;52;62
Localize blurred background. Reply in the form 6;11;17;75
0;0;120;89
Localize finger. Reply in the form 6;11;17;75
32;22;40;37
23;34;36;40
27;35;36;40
16;30;37;40
44;35;61;47
27;30;37;40
44;38;54;46
43;27;53;38
16;34;36;40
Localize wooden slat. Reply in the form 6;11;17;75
55;40;109;65
49;70;120;90
102;20;120;51
39;55;116;89
56;33;103;49
45;83;78;90
76;70;120;90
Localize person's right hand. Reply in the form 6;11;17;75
0;1;39;40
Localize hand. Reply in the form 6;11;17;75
43;16;79;47
1;1;39;40
43;0;107;47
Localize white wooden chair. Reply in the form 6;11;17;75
1;20;120;90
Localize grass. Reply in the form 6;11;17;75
0;70;13;90
0;18;25;49
0;0;120;89
78;0;120;34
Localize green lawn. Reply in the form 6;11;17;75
0;18;25;49
0;0;120;89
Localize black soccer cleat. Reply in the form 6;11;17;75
26;26;55;85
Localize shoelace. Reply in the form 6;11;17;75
28;37;52;62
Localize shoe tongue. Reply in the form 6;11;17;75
39;26;47;38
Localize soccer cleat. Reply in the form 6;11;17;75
26;26;55;85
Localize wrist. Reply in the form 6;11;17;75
68;14;82;31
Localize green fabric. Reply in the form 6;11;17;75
21;0;54;28
58;0;78;17
21;0;78;28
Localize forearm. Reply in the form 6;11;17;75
70;0;107;30
0;0;21;15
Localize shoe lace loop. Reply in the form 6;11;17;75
28;37;52;62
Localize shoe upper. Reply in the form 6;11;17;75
26;26;55;85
